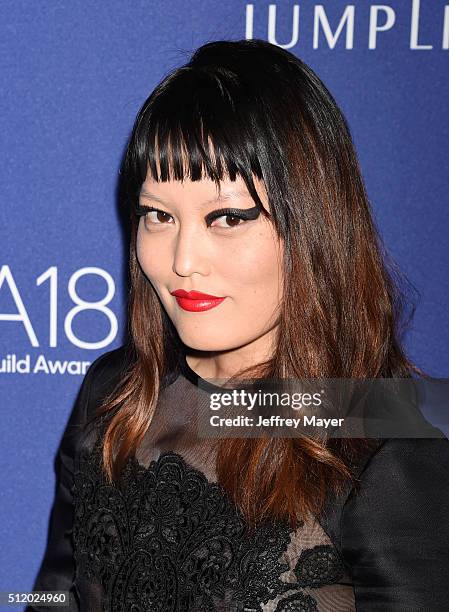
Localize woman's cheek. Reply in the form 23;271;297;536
137;231;166;280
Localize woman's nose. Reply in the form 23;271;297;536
172;225;211;277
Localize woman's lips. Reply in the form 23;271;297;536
170;289;226;312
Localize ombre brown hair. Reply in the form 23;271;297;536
97;38;424;529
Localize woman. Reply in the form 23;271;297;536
30;38;449;611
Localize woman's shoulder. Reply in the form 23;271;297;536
318;434;449;605
340;436;449;605
359;434;449;480
83;343;134;408
87;343;134;382
351;434;449;507
341;434;449;531
61;344;133;441
81;344;179;408
49;345;133;480
319;434;449;548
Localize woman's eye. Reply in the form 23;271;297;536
137;205;255;230
211;214;245;229
144;209;173;225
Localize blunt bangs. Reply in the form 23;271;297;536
127;66;273;217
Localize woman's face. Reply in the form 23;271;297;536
136;173;284;356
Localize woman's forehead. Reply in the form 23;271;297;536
140;173;268;208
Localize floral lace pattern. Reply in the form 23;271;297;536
72;447;349;611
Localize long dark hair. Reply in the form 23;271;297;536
97;38;423;529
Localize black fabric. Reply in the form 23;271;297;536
340;436;449;609
28;345;449;611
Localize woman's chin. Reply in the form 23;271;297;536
179;335;231;353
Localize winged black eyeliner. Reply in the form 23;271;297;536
135;204;261;225
205;205;261;225
135;204;156;217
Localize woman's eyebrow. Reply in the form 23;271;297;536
139;188;252;207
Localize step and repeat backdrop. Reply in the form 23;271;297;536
1;0;448;604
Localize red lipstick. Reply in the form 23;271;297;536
170;289;226;312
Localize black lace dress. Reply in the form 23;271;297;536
29;346;449;611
